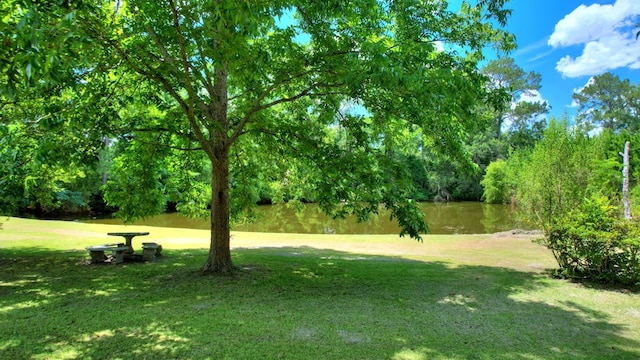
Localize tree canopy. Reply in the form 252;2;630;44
481;57;548;142
573;72;640;133
2;0;515;273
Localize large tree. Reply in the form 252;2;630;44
2;0;514;273
481;57;548;141
572;72;639;132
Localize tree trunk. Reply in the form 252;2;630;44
621;141;631;220
202;146;234;274
101;136;110;184
496;113;503;140
201;59;232;274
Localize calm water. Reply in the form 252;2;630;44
85;202;533;235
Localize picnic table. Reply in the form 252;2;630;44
85;232;162;264
107;232;149;254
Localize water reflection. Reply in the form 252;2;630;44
86;202;533;234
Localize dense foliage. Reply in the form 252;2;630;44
0;51;552;218
538;196;640;285
2;0;515;272
0;84;106;215
515;119;599;228
485;117;640;285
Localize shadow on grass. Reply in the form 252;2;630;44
1;246;639;359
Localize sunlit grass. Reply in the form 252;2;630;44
0;217;639;359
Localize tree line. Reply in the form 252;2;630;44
0;54;547;215
2;59;640;216
6;58;636;214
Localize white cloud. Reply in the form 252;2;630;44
518;89;545;104
548;1;639;47
515;38;548;56
548;0;640;78
514;37;555;63
527;50;554;63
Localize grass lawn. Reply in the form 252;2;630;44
1;217;639;359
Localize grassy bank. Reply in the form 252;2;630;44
1;217;639;359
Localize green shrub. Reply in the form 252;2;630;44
481;159;511;204
537;196;640;285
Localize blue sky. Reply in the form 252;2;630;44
503;0;640;119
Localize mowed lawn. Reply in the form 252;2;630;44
1;217;639;360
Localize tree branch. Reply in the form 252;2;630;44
226;70;314;144
250;127;324;169
146;26;178;67
228;83;317;145
134;137;203;151
131;126;197;141
167;0;216;160
182;8;216;101
96;31;216;159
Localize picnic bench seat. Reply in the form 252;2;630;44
110;246;132;264
86;245;111;263
141;242;163;261
85;243;126;264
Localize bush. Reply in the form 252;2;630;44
536;196;640;285
481;159;511;204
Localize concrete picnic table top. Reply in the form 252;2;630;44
107;232;149;250
107;232;150;237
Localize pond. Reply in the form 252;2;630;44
85;202;533;235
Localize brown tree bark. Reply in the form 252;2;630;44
202;59;234;274
202;145;234;274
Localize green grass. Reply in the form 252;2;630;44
1;217;639;359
